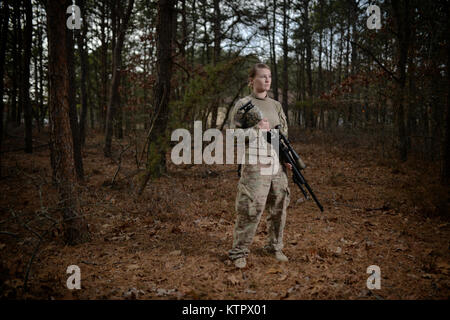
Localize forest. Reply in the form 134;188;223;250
0;0;449;300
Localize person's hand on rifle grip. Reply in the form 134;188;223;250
283;162;292;170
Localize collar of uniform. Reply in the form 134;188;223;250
251;91;268;100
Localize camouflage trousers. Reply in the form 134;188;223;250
228;162;290;260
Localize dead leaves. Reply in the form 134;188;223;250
156;288;176;296
127;264;141;271
266;266;283;274
266;266;289;282
170;226;182;234
435;259;450;275
107;232;135;242
281;282;301;299
278;274;288;281
394;243;409;252
227;274;240;286
123;287;145;299
2;131;449;301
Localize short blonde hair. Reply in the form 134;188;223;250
248;63;271;87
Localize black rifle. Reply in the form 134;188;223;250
272;125;324;212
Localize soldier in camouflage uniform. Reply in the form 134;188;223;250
228;63;291;269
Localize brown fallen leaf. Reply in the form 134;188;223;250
170;226;182;233
279;274;288;281
227;274;239;285
395;243;408;251
436;259;450;275
127;264;140;270
266;266;283;274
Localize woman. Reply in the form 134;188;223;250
228;63;291;269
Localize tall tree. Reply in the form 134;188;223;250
77;0;89;147
99;0;109;130
443;2;450;185
302;0;314;127
0;0;10;170
45;0;90;245
210;0;221;128
271;0;279;101
22;0;33;153
190;0;197;65
104;0;135;157
12;0;22;127
8;1;17;125
281;0;290;121
392;0;412;162
138;0;175;194
66;0;84;180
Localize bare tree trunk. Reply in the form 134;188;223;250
104;0;135;157
138;0;175;194
345;17;350;80
113;2;124;141
272;0;279;101
300;46;305;102
14;1;22;127
329;25;333;86
317;0;323;97
392;0;411;162
0;0;10;172
337;26;343;84
441;3;450;185
281;0;289;123
100;0;108;131
406;28;417;152
65;0;84;181
45;0;90;245
303;0;313;128
181;0;187;59
38;16;45;128
190;0;197;66
22;0;33;153
77;0;89;147
33;27;40;133
210;0;221;128
10;3;18;125
200;0;210;65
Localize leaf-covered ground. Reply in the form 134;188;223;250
0;130;449;299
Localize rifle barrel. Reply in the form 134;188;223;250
276;129;324;212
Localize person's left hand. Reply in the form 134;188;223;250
284;163;292;170
258;118;270;130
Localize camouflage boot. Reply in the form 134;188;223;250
234;257;247;269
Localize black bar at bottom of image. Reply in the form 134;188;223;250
0;300;446;319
